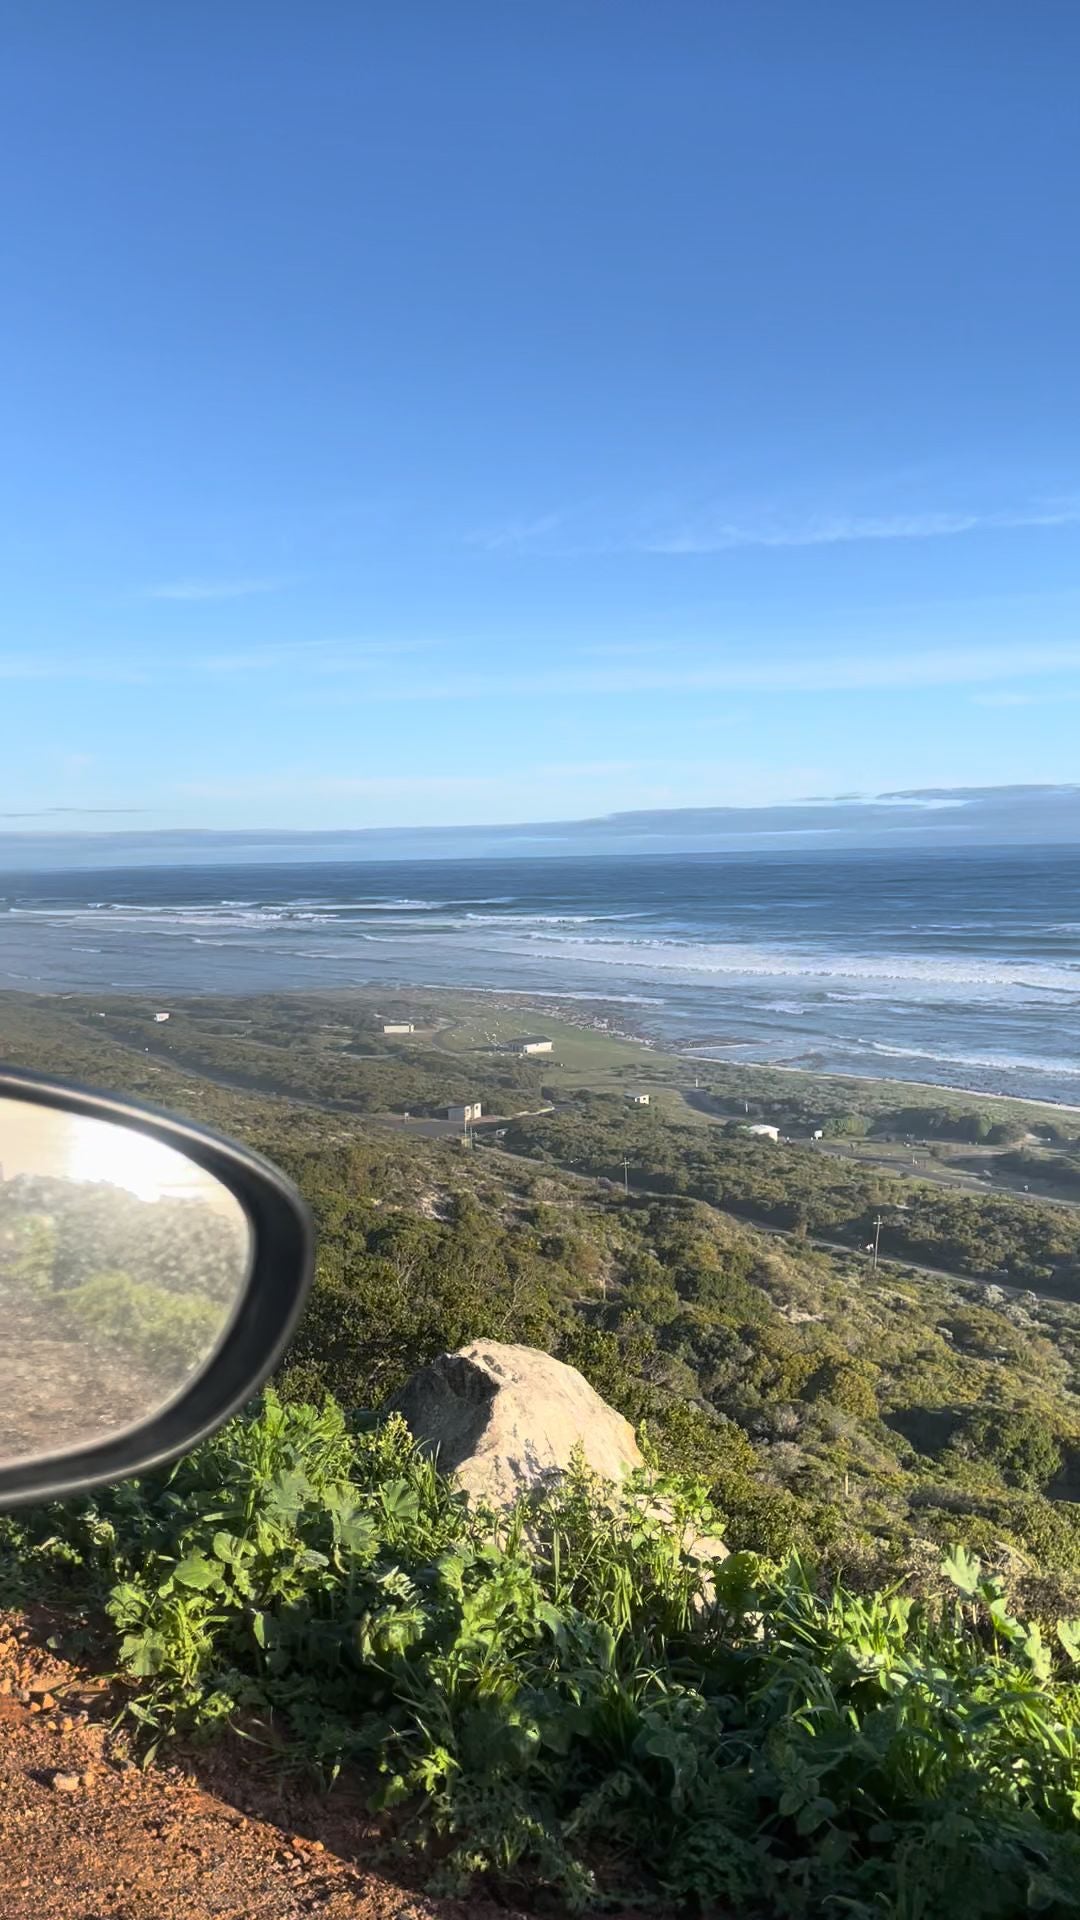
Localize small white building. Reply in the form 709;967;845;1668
383;1022;415;1035
153;1011;171;1024
510;1037;553;1056
743;1123;780;1142
811;1128;824;1141
627;1092;651;1106
448;1101;482;1124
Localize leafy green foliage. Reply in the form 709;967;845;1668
960;1406;1066;1491
10;1393;1080;1915
72;993;551;1118
67;1270;223;1375
9;992;1080;1907
504;1097;1080;1292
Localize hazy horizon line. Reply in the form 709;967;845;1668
2;783;1080;871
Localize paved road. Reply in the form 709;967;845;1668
364;1109;554;1140
674;1088;1080;1213
813;1137;1080;1212
479;1140;1071;1308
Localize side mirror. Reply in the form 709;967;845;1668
0;1066;313;1508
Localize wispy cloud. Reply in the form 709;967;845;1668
578;640;672;659
646;502;1080;554
0;806;153;818
971;688;1080;710
469;496;1080;558
302;641;1080;704
176;773;498;802
194;638;429;675
0;639;428;687
535;759;644;779
175;756;791;816
141;577;286;602
0;656;150;683
464;513;566;554
0;657;78;682
971;690;1044;709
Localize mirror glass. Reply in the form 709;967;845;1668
0;1097;253;1470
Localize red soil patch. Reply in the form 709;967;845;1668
0;1608;530;1920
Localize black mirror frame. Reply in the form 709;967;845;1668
0;1065;314;1509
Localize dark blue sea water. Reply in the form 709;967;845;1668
2;847;1080;1106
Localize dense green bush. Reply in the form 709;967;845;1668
67;1270;223;1378
7;996;1080;1908
502;1102;1080;1294
962;1407;1066;1492
9;1393;1080;1915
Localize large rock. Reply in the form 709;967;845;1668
388;1339;643;1509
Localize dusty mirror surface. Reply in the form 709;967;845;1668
0;1097;252;1468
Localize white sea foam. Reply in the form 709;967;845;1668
5;856;1080;1106
461;911;629;928
868;1040;1080;1078
485;931;1080;998
5;894;534;931
8;900;1080;999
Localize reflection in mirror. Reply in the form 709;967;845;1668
0;1098;252;1469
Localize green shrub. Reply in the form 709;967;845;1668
0;1213;57;1295
1007;1496;1080;1572
67;1270;223;1379
9;1394;1080;1912
963;1407;1066;1491
711;1469;808;1557
804;1355;880;1420
645;1397;757;1480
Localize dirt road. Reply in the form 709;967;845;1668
0;1606;523;1920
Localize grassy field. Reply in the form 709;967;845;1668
4;981;1080;1163
428;1001;710;1110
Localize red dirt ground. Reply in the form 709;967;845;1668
0;1607;531;1920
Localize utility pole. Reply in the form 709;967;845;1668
623;1156;630;1196
872;1213;884;1270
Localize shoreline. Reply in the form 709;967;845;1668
429;988;1080;1119
3;847;1080;1120
9;977;1080;1122
378;985;1080;1121
680;1053;1080;1118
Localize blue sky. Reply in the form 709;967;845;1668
4;2;1080;837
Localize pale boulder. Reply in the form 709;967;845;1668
388;1338;643;1509
388;1340;729;1594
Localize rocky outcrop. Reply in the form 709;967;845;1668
388;1340;729;1593
388;1338;643;1509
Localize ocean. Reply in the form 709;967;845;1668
2;846;1080;1107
